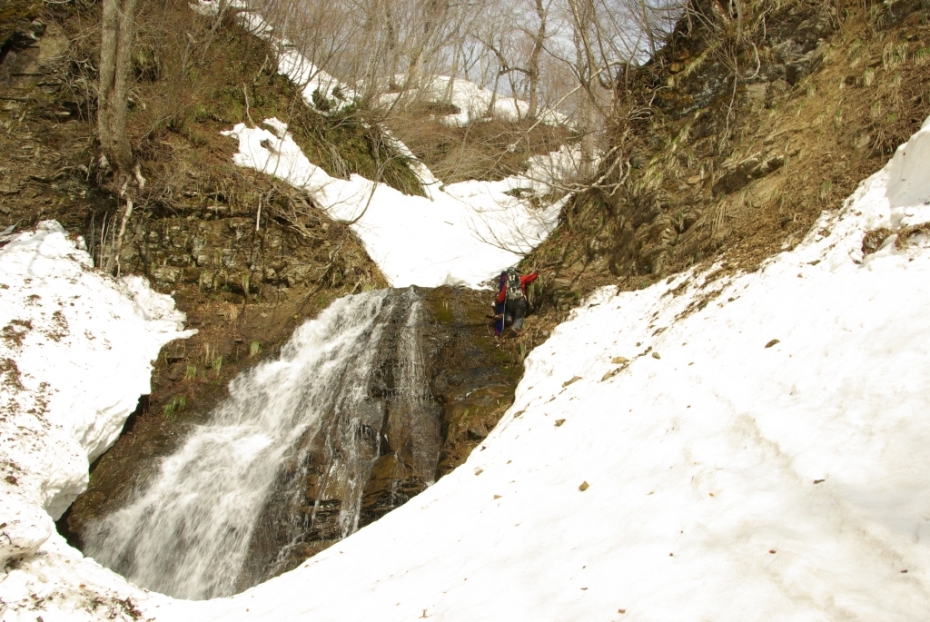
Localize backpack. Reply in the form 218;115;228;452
506;269;523;301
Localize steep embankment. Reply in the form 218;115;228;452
527;0;930;318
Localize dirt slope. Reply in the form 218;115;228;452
521;0;930;332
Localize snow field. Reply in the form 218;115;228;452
222;118;568;288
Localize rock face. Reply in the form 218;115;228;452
117;202;370;295
237;286;521;589
61;286;521;595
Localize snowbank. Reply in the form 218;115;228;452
222;118;567;288
378;76;568;128
150;118;930;620
0;222;192;620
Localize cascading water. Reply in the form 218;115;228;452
84;289;439;600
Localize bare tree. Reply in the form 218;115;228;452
98;0;139;173
475;0;553;119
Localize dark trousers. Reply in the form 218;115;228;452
505;297;527;331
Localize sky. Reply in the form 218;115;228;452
2;3;930;620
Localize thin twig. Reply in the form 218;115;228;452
243;83;255;128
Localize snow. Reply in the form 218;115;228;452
221;118;568;288
0;223;192;620
377;76;569;128
277;50;357;113
886;115;930;209
134;112;930;621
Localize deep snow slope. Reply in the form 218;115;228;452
0;223;192;620
145;120;930;619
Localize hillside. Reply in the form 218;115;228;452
523;0;930;326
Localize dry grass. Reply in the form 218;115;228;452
385;109;573;184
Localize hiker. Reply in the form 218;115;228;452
492;270;507;336
495;266;539;336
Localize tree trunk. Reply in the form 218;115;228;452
526;0;548;120
98;0;138;173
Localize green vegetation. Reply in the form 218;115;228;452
163;394;186;419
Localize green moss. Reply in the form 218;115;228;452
429;295;454;325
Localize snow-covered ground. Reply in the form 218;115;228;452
222;118;570;288
3;114;930;620
0;223;193;620
377;75;568;128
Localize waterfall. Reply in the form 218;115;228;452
83;289;439;600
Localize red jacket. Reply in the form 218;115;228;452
496;271;539;303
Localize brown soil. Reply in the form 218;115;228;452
386;109;574;184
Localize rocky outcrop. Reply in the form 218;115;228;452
0;13;72;120
118;204;371;295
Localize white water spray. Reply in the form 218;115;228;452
84;290;434;600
